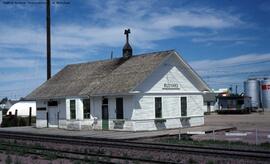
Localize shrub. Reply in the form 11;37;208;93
1;116;36;127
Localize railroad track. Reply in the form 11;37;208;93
0;142;169;164
0;131;269;162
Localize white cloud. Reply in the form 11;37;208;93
88;1;244;29
0;58;38;68
191;36;255;43
0;25;45;53
190;53;270;89
191;53;270;70
150;10;242;30
0;1;249;59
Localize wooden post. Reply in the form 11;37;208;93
47;111;49;128
213;130;216;141
15;109;18;126
178;127;181;140
46;0;51;80
255;128;258;145
29;107;32;126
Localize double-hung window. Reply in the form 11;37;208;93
181;97;187;116
116;98;124;119
70;100;76;119
83;99;90;119
155;97;162;118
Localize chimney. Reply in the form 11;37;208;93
46;0;51;80
122;29;132;59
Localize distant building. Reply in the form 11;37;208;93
7;101;36;117
0;98;18;115
202;88;231;113
0;98;19;125
216;95;251;113
203;92;218;113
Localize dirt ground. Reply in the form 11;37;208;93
205;111;270;131
192;111;270;144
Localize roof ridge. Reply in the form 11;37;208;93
67;49;175;66
132;49;175;57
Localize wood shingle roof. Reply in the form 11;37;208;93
26;50;175;100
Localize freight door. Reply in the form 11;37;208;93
48;106;58;127
102;98;109;130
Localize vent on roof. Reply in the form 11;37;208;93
122;29;132;59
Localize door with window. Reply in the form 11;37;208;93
102;98;109;130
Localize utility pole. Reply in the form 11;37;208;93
46;0;51;80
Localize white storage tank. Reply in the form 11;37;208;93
244;79;261;109
261;78;270;111
7;101;36;117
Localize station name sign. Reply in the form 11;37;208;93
262;84;270;90
162;83;180;90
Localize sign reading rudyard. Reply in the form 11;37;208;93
262;84;270;90
162;83;180;90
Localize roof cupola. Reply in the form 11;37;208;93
122;29;132;59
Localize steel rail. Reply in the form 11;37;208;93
0;142;171;164
0;131;269;161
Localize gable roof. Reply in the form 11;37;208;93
173;51;210;92
25;50;210;100
26;50;173;99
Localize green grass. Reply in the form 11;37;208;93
5;155;12;164
260;142;270;149
0;140;107;163
188;158;198;164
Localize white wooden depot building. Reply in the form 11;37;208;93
26;31;210;131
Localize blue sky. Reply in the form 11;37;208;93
0;0;270;99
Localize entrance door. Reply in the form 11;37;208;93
102;98;109;130
48;106;58;127
102;105;109;130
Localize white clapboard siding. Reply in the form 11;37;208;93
132;94;203;120
187;95;204;116
36;100;47;128
136;54;199;93
108;97;116;119
92;97;102;119
123;96;133;120
76;99;84;120
132;96;154;120
162;96;180;118
58;99;66;120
